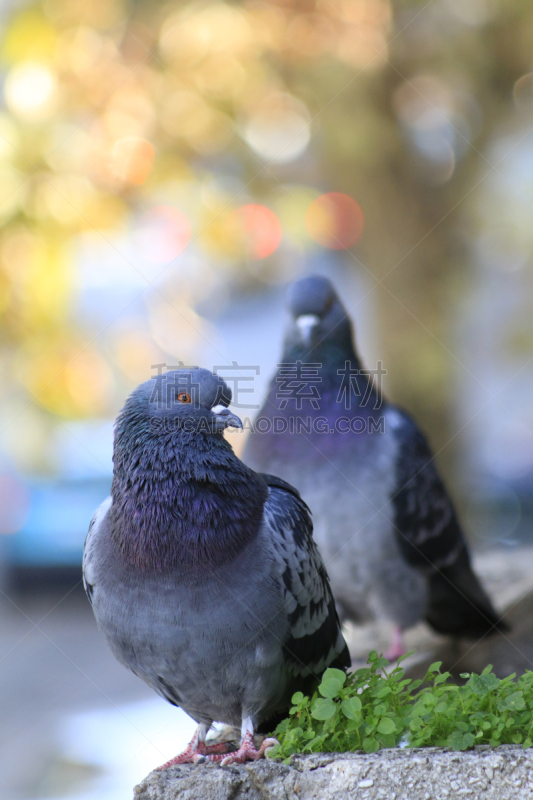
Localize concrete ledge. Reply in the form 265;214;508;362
134;745;533;799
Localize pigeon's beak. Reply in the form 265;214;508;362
296;314;320;346
211;405;243;429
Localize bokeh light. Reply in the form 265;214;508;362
203;203;283;261
271;186;321;247
513;74;533;116
243;93;310;163
22;345;114;418
415;135;456;184
236;204;283;259
4;62;57;121
286;13;335;58
393;75;464;183
110;137;155;186
393;75;454;130
443;0;496;26
159;4;253;66
134;206;191;264
305;193;364;249
159;92;233;154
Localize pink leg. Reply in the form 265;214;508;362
384;626;406;662
198;732;278;766
156;725;231;769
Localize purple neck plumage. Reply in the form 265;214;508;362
268;336;382;421
246;335;385;462
111;423;267;574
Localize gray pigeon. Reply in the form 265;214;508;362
243;275;507;659
83;367;349;767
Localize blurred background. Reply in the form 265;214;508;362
0;0;533;796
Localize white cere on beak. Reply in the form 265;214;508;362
211;405;243;429
296;314;320;345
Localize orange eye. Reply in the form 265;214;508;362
177;392;191;403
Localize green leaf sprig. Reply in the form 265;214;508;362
269;651;533;763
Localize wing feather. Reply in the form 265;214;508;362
390;413;463;571
83;496;112;606
262;477;350;678
390;410;507;637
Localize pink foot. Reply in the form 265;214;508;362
156;729;231;769
384;626;406;662
198;732;278;766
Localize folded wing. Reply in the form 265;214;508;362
390;414;508;637
261;474;351;682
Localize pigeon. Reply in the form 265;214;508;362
83;367;349;767
243;275;507;659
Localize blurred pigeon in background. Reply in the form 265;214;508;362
244;275;507;659
83;367;349;767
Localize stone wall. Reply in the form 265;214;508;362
134;746;533;800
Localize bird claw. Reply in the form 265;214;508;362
156;737;232;769
202;732;279;766
155;728;279;769
384;627;406;662
261;737;280;756
384;644;406;661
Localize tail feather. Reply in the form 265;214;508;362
425;546;509;638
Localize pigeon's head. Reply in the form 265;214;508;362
119;367;242;438
285;274;354;355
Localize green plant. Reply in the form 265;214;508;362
269;652;533;763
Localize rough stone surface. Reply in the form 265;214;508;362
134;746;533;799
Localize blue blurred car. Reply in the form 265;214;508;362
2;477;111;572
